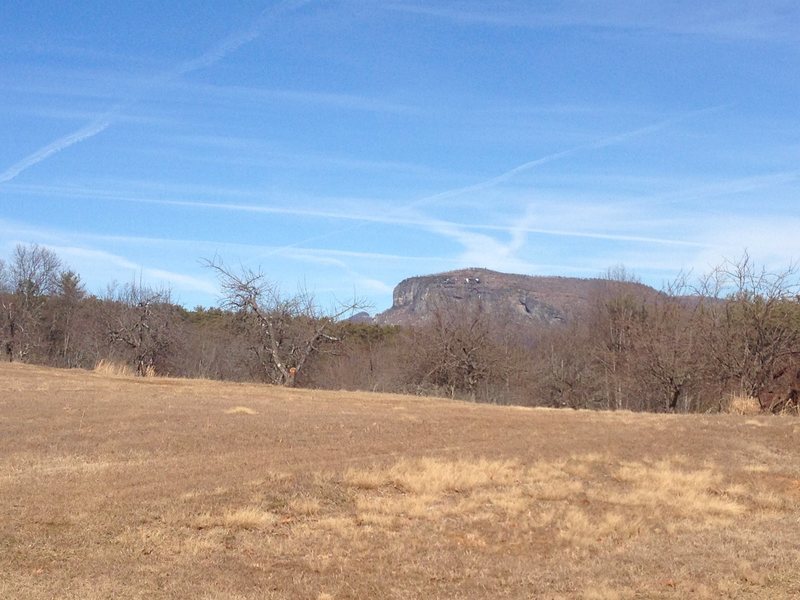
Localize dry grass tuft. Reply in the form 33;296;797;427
608;459;744;518
559;507;643;547
346;456;519;494
582;583;634;600
346;457;532;526
193;508;278;530
288;497;321;516
725;394;762;415
94;360;157;378
224;406;258;415
94;359;135;377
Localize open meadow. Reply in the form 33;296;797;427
1;362;799;599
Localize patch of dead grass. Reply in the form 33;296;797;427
558;507;643;547
192;508;278;530
603;459;744;519
726;394;762;415
224;406;258;415
288;497;321;516
344;454;756;554
346;456;519;494
93;359;135;378
582;583;635;600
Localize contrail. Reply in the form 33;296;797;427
266;104;731;253
4;184;705;248
408;104;730;208
171;1;311;77
0;0;312;185
0;113;115;184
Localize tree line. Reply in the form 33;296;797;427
2;243;799;414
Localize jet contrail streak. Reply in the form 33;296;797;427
0;0;312;185
408;104;730;208
0;114;114;184
265;104;730;253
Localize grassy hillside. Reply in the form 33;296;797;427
1;363;799;599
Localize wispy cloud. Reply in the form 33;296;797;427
165;81;421;115
696;216;800;267
5;180;704;250
0;214;449;277
277;250;394;296
384;2;800;42
415;206;711;278
3;104;174;127
0;0;311;185
1;65;159;102
422;218;535;274
0;222;219;297
645;170;800;206
256;105;727;253
141;134;445;176
52;246;218;295
3;74;423;119
407;105;730;209
0;215;397;306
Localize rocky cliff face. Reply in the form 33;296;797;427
375;268;657;327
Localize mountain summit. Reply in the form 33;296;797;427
375;268;657;326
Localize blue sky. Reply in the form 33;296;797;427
2;1;799;311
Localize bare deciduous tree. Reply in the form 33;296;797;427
589;269;649;410
531;322;597;409
403;300;501;400
628;293;698;412
695;252;800;410
0;244;64;361
206;259;368;386
0;258;8;292
104;280;176;376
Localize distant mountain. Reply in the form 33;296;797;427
374;268;660;327
344;311;375;324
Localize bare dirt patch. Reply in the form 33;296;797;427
1;362;799;598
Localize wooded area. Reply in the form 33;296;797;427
2;243;799;414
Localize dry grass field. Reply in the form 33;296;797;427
1;363;799;599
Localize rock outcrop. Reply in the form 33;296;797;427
375;268;657;327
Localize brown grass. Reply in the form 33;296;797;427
1;362;799;598
224;406;258;415
94;360;157;378
725;393;762;415
93;358;135;377
192;508;279;530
